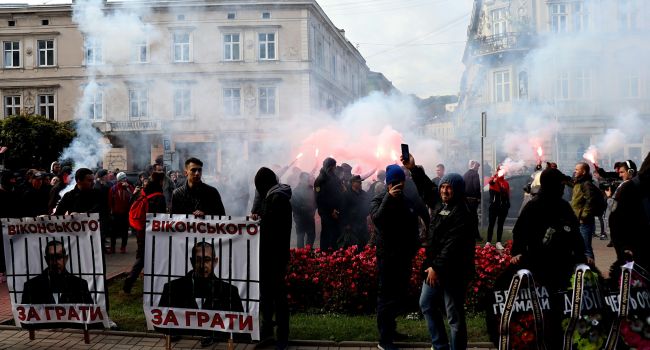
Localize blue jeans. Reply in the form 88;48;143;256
419;281;467;350
579;222;595;259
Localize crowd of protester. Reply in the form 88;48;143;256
0;149;649;350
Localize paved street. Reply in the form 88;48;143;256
0;234;616;349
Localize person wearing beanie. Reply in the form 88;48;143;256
108;171;134;254
253;167;292;350
314;157;343;250
405;154;477;350
369;163;426;350
510;167;587;347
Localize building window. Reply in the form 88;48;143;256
622;72;639;98
37;39;55;66
573;69;591;99
573;3;589;32
619;0;638;31
88;90;103;120
133;40;147;63
555;71;570;100
491;8;508;35
173;87;191;119
223;88;241;117
41;19;49;26
227;12;236;20
262;12;271;19
331;54;337;78
3;95;21;117
38;94;55;120
258;87;276;115
550;4;568;33
223;34;241;61
173;32;191;62
129;88;148;119
3;41;20;68
258;33;276;60
315;36;324;67
85;38;102;65
493;70;511;103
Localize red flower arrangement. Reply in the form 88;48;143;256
509;313;537;350
466;241;512;310
285;242;512;314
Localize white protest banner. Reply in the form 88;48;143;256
1;214;109;329
143;214;260;340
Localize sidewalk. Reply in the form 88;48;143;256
0;327;496;350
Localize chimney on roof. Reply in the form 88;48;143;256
339;29;345;37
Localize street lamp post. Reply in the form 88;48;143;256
481;112;486;229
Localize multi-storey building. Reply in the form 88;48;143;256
457;0;650;170
0;0;369;172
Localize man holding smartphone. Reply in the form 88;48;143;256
370;164;422;350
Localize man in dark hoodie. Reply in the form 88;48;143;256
254;167;292;350
314;157;343;250
369;164;423;350
511;167;587;290
405;155;476;350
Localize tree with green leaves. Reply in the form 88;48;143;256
0;115;76;170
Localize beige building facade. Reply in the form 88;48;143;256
456;0;650;170
0;0;369;172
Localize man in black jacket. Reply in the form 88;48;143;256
341;175;369;247
20;171;51;217
369;164;423;350
54;168;103;215
21;240;93;304
254;167;292;350
406;155;476;350
172;158;225;216
314;157;342;250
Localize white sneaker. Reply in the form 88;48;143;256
484;242;491;247
496;242;504;250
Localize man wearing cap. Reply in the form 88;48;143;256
108;172;134;254
369;164;424;350
314;157;343;250
404;154;477;350
341;175;369;247
20;171;52;217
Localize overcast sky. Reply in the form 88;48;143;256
3;0;473;98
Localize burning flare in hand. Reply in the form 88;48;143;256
582;145;598;165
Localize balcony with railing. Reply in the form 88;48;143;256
470;32;534;57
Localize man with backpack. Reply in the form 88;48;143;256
570;162;602;264
108;172;134;254
123;172;166;294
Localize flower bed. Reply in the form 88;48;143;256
286;242;512;314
